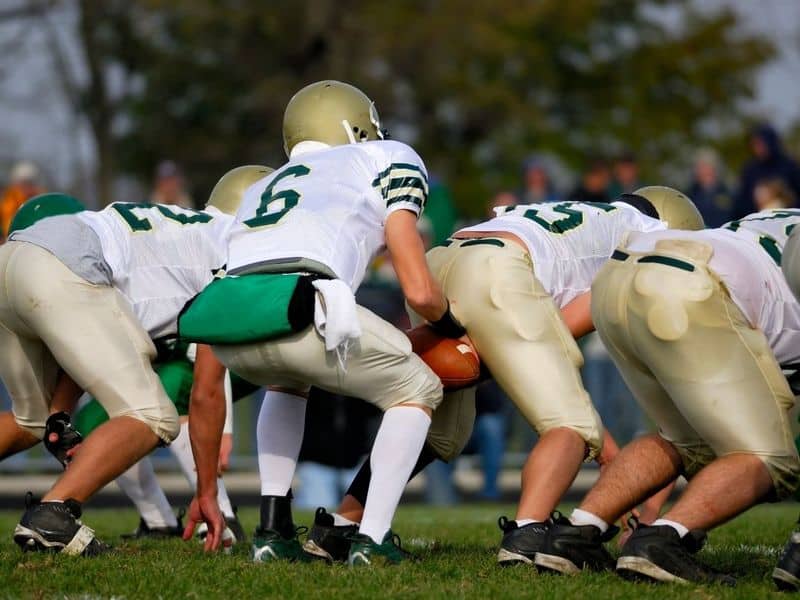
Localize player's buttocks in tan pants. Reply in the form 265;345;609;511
0;242;178;442
422;238;603;461
591;239;800;498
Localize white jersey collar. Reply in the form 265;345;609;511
290;141;331;158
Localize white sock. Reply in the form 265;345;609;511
358;406;431;543
333;513;359;527
652;518;689;538
570;508;609;533
116;456;177;529
170;421;235;518
257;390;307;496
170;421;197;486
515;519;537;527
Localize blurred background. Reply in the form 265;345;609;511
2;0;800;508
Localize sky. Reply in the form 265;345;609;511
0;0;799;201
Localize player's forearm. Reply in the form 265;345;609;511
188;390;225;498
49;371;84;415
561;292;595;339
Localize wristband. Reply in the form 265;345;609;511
430;301;466;338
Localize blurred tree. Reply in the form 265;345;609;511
59;0;776;213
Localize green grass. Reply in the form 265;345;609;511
0;503;797;599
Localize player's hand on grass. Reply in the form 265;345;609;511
184;495;225;552
218;434;233;474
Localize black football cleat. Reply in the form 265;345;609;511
534;512;617;574
774;528;800;591
224;508;247;544
616;524;735;586
496;516;549;566
13;494;110;556
122;517;183;540
302;507;359;563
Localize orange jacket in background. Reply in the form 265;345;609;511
0;184;44;238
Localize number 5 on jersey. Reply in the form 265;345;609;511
243;165;311;228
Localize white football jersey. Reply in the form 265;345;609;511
625;208;800;366
459;201;666;307
227;140;428;290
77;203;233;339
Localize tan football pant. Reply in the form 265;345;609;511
591;238;800;498
213;305;443;412
417;238;603;462
0;242;179;443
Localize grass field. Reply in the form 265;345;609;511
0;503;797;599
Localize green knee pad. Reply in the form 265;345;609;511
73;358;195;436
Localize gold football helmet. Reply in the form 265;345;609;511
206;165;274;215
634;186;705;231
282;80;384;157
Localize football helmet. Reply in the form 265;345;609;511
632;186;705;231
8;193;85;234
282;80;384;157
206;165;274;215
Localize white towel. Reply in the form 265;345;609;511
312;279;362;370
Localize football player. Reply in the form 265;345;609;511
0;165;268;554
182;80;450;566
536;208;800;585
301;187;703;565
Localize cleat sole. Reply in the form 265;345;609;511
534;552;581;575
616;556;689;584
774;567;800;591
302;540;334;563
497;548;535;566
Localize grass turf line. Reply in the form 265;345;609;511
0;503;797;599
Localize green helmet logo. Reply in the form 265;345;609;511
9;193;86;234
282;80;385;158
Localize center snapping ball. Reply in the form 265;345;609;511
406;324;481;390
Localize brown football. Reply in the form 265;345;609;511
407;324;481;390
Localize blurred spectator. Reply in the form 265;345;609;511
520;156;559;204
487;190;518;217
567;158;612;203
608;152;643;197
150;160;193;208
0;161;44;241
754;177;796;211
734;123;800;219
688;148;733;227
425;177;459;246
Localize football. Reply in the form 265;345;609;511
407;324;481;390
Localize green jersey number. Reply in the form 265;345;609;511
243;165;311;228
501;202;616;235
112;203;213;232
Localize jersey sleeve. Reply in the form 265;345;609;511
372;141;430;220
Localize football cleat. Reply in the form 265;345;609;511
348;530;410;567
252;527;308;563
302;507;358;563
616;524;735;586
534;512;617;575
496;515;549;566
122;517;183;540
13;494;110;556
774;528;800;591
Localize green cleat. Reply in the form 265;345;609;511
347;530;410;567
251;527;308;563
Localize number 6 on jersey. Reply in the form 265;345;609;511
243;165;311;228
